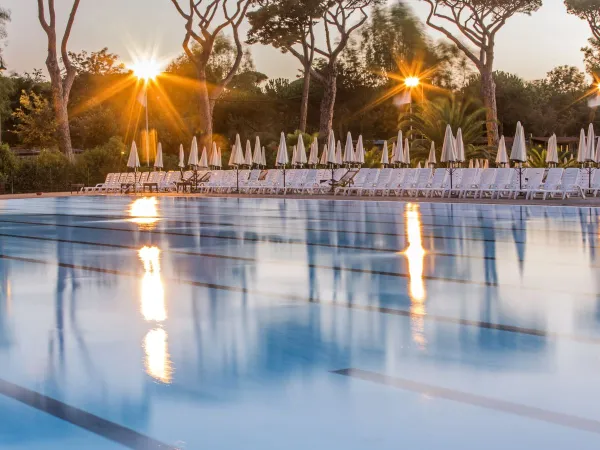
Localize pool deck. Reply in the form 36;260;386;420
2;190;600;206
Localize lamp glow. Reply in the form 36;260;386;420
404;76;420;88
130;59;161;81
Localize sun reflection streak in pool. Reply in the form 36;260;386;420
128;197;160;228
138;245;172;383
402;203;427;348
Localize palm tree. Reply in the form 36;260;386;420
527;145;577;168
400;95;488;162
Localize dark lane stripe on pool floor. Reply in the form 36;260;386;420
6;211;598;237
1;218;596;256
0;378;177;449
1;232;598;295
1;253;599;345
332;368;600;435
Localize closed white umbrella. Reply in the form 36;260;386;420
210;142;218;167
587;123;596;163
261;146;266;167
403;138;410;165
483;159;489;169
381;140;389;166
596;138;600;165
440;124;456;164
343;132;354;164
510;122;527;163
297;134;307;166
355;135;365;165
308;139;319;166
496;136;509;166
276;132;288;166
336;140;343;166
577;128;588;164
244;140;253;166
216;147;222;168
253;137;262;167
154;142;163;169
199;146;208;168
327;130;336;165
546;134;558;166
188;136;199;166
416;161;422;169
468;159;473;169
510;122;527;190
127;141;140;169
320;144;328;165
231;142;244;166
427;141;436;167
291;145;298;166
441;124;457;189
228;145;234;167
474;159;480;169
393;131;403;165
178;144;185;168
455;128;465;163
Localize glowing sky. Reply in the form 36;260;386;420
2;0;593;81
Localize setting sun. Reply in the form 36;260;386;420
129;58;162;81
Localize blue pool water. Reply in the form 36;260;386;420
0;196;599;449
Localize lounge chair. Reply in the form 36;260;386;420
418;168;448;197
365;168;393;196
461;169;495;198
444;168;479;198
525;168;561;200
530;168;585;200
405;169;432;197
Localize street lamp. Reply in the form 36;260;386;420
130;59;161;168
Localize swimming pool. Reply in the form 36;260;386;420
0;196;599;449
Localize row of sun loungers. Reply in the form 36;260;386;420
83;167;600;200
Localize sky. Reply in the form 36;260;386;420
1;0;594;82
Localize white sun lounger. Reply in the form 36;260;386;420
525;168;564;200
418;168;448;197
405;169;433;197
366;168;393;196
532;168;585;200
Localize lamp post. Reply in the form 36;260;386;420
131;59;161;168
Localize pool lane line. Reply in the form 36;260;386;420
8;210;599;236
2;253;600;345
331;368;600;435
28;197;600;220
12;211;598;238
0;378;177;449
3;232;600;292
0;218;583;254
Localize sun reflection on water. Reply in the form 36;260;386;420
129;197;159;228
402;203;427;348
138;245;172;383
144;328;172;383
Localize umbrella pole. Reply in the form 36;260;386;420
236;166;239;193
331;165;335;194
589;164;592;190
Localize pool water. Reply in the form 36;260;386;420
0;196;599;449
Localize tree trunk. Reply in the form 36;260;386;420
318;64;337;139
196;69;213;150
299;66;311;133
480;68;499;147
47;59;74;161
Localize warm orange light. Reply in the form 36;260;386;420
129;197;159;227
404;76;420;88
130;59;161;81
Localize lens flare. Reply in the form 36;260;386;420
129;58;161;81
404;76;420;88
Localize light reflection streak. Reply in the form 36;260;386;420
138;245;172;383
144;328;172;384
401;203;427;348
129;197;159;228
